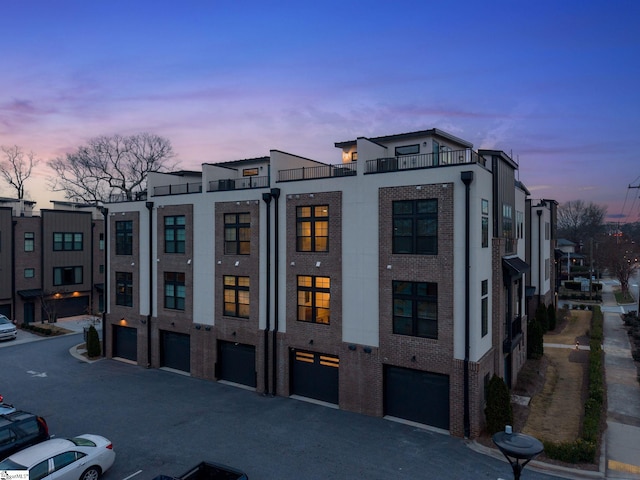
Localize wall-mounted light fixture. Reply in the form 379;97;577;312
348;344;357;351
411;355;416;362
141;318;147;324
171;322;175;327
232;331;236;336
363;346;372;354
309;339;314;345
205;326;211;331
195;324;201;330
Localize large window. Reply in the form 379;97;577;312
481;199;489;248
481;279;489;337
392;199;437;255
24;268;35;278
392;280;438;339
224;213;250;255
297;276;330;324
116;221;133;255
164;216;186;253
296;205;329;252
164;272;185;310
502;204;513;253
24;232;35;252
53;232;83;251
53;266;82;286
223;275;250;318
116;272;133;307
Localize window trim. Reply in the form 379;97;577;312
164;216;186;254
297;275;331;324
164;271;185;310
53;232;83;251
296;205;329;253
223;275;250;318
24;232;35;252
224;213;250;255
115;221;133;255
392;199;438;255
53;266;83;286
115;271;133;307
392;280;438;339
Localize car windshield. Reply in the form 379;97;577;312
0;316;11;325
0;458;27;470
69;437;96;447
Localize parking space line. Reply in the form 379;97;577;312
121;470;143;480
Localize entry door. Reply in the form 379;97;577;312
24;303;35;324
290;349;339;404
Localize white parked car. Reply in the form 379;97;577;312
0;434;115;480
0;314;17;341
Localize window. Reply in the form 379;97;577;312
24;268;35;278
99;264;104;274
297;276;330;324
30;460;49;480
545;258;550;280
296;206;328;252
53;266;82;286
545;221;550;240
243;168;259;176
481;279;489;337
53;451;82;472
392;199;437;255
116;221;133;255
223;276;250;318
395;144;420;156
481;199;489;248
393;280;438;339
351;152;358;161
502;204;513;253
53;232;83;251
516;211;524;239
99;233;104;251
224;213;250;255
24;232;34;252
116;272;133;307
164;272;185;310
164;216;186;253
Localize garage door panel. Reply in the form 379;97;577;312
218;341;256;387
290;349;338;405
161;331;190;373
113;325;137;362
384;366;449;430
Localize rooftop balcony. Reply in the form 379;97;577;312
365;149;484;174
208;175;270;192
278;163;357;182
153;183;202;196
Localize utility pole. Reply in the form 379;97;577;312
630;183;640;314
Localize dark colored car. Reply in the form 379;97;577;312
0;410;49;458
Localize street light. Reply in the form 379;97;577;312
492;426;544;480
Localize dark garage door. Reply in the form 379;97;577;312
113;325;137;362
384;365;450;430
160;330;190;373
217;341;256;388
290;349;339;405
54;296;90;318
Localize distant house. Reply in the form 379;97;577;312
556;238;586;280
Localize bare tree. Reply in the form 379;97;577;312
557;200;607;246
47;133;178;203
0;145;39;199
596;234;639;295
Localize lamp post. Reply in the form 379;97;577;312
492;426;544;480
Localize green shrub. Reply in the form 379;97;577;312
484;374;513;435
86;325;101;358
547;303;557;331
527;319;544;359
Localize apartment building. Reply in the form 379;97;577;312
0;198;105;323
104;128;548;438
526;198;558;314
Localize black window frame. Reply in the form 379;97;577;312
297;275;330;324
164;271;185;310
53;232;83;251
115;221;133;255
116;271;133;307
392;199;438;255
224;213;250;255
395;144;420;156
53;266;83;286
24;232;35;252
223;275;250;318
296;205;329;252
481;279;489;337
164;216;186;254
392;280;438;339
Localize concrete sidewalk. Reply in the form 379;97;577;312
601;284;640;479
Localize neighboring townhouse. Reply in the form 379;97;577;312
104;128;546;438
0;198;104;323
526;198;558;314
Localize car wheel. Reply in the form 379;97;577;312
80;466;101;480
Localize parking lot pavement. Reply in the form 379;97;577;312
0;335;572;480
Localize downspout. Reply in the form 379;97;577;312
11;220;16;322
270;188;281;395
100;207;109;357
537;209;543;307
261;192;272;395
145;202;154;368
461;171;473;438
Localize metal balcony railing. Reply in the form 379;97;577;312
365;149;484;174
153;182;202;196
208;175;270;192
278;163;357;182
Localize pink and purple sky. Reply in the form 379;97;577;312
1;1;639;222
